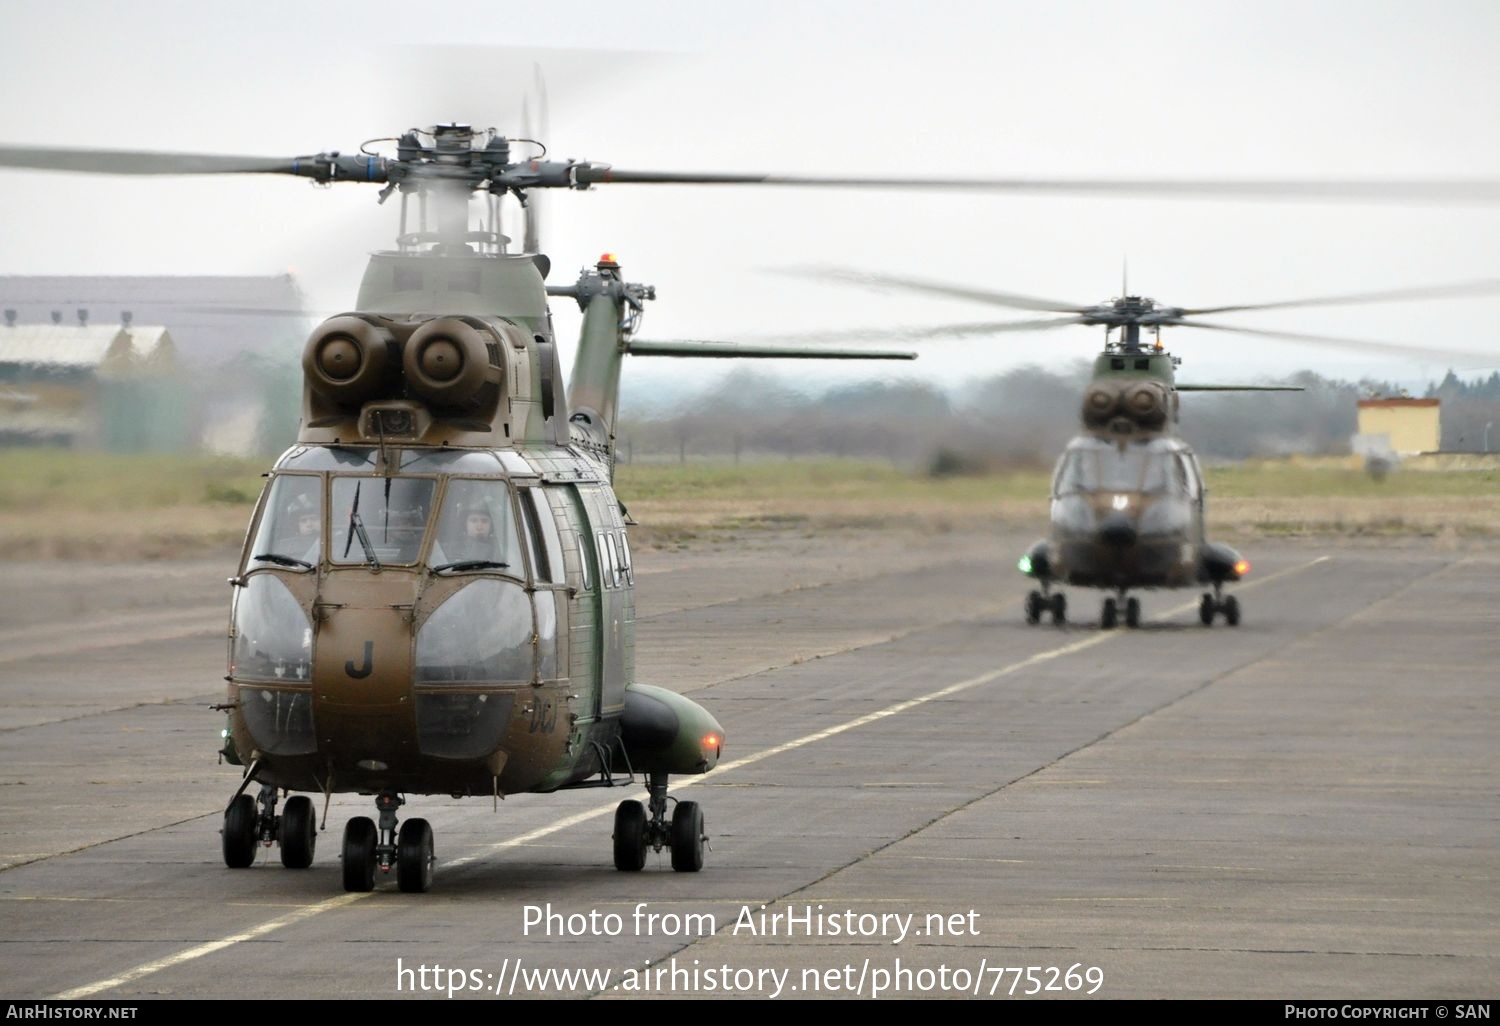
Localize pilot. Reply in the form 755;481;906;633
430;507;502;567
287;494;321;563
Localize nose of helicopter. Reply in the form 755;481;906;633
1098;512;1137;548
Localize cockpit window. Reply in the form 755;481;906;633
329;476;436;566
249;474;323;569
1054;447;1175;496
429;478;524;573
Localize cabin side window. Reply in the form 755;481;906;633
596;534;614;590
616;530;633;585
605;534;622;588
518;487;566;586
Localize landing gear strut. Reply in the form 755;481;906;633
613;771;706;873
342;792;433;893
1199;583;1241;627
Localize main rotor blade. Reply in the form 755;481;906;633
795;268;1090;314
627;340;915;360
578;169;1500;204
737;317;1089;346
1184;278;1500;316
0;145;298;176
1175;319;1497;363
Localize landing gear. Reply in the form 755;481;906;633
222;794;258;868
396;819;435;893
613;772;707;873
338;792;437;893
341;817;377;892
1025;587;1066;626
279;795;317;869
1102;592;1141;629
220;782;323;870
1199;584;1242;627
613;800;649;871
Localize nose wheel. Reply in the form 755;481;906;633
1101;594;1141;629
613;772;707;872
340;793;435;893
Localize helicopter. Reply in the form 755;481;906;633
793;270;1500;628
7;122;1500;891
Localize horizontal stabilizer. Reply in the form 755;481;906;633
627;340;915;360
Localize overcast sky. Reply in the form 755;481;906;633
2;0;1499;395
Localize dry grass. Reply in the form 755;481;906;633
2;453;1496;561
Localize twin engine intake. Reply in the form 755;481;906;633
301;313;534;444
1080;378;1175;435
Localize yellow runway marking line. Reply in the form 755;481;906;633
56;555;1329;999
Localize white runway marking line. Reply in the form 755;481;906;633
55;554;1329;999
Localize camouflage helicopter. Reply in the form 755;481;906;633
800;270;1500;628
7;124;1500;892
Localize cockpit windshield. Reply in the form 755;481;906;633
249;474;323;570
428;478;525;574
329;476;437;566
1054;445;1174;497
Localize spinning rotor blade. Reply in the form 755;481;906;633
1175;319;1498;363
0;145;300;176
628;340;914;360
575;169;1500;204
737;317;1089;346
796;268;1090;314
520;68;549;256
1182;278;1500;316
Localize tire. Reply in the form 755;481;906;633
669;801;705;873
1125;596;1141;629
1050;592;1067;625
342;817;377;892
279;795;317;869
1024;591;1044;625
397;818;435;893
1101;597;1117;630
1199;594;1215;626
1223;594;1241;627
222;794;258;869
612;801;648;872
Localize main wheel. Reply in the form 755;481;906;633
396;818;435;893
1223;594;1241;627
1199;594;1216;626
279;795;316;869
669;801;705;873
1125;596;1141;629
612;800;648;872
1101;597;1117;629
222;794;258;869
342;817;377;892
1050;592;1067;625
1024;590;1044;625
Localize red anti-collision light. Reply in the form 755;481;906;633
703;734;720;750
1234;559;1251;576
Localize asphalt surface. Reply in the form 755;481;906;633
0;527;1495;1000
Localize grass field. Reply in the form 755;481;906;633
1;451;1496;560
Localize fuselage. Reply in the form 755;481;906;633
1044;433;1207;590
227;441;634;798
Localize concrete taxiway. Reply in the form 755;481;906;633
0;528;1494;999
